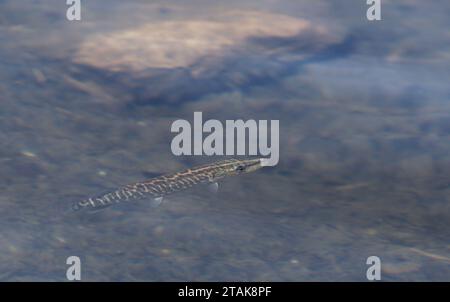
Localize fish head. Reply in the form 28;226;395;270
215;158;264;179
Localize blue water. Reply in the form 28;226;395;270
0;0;449;281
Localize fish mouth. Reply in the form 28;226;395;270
240;158;266;173
259;158;274;167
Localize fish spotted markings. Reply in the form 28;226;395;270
72;158;265;212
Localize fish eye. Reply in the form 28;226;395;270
236;165;245;172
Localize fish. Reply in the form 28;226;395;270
71;158;268;212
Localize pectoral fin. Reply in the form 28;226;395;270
150;196;164;207
208;182;219;193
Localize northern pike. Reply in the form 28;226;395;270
72;158;267;212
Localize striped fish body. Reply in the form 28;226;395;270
72;158;264;212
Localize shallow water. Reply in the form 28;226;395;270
0;0;449;281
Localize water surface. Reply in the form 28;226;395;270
0;0;449;281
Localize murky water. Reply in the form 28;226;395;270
0;0;449;281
